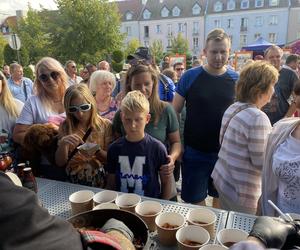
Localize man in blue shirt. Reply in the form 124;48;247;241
7;63;34;103
173;29;238;207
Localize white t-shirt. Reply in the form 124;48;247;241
16;95;65;125
0;98;24;134
272;132;300;214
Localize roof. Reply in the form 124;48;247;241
0;16;17;28
116;0;143;21
141;0;205;20
207;0;289;14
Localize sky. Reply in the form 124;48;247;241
0;0;57;21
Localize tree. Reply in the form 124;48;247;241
124;38;141;60
51;0;124;64
170;33;189;55
3;44;30;66
150;39;164;65
16;7;51;64
0;34;7;66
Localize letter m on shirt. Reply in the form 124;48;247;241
119;156;145;195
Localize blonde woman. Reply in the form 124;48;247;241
0;71;23;152
55;84;112;187
13;57;67;144
89;70;119;121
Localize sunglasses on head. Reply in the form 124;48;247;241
130;58;152;66
68;103;92;113
39;71;60;82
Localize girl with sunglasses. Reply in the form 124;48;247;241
55;84;112;187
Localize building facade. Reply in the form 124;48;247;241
287;0;300;43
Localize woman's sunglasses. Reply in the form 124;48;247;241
68;103;92;113
39;71;60;82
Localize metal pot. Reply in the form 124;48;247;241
68;208;149;249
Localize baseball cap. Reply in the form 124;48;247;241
127;47;152;63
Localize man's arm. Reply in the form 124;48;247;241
159;171;174;200
172;93;185;119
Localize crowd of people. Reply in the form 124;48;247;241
1;27;300;249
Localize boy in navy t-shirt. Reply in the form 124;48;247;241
106;90;173;199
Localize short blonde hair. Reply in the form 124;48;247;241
236;61;279;104
205;28;230;48
89;70;116;94
121;90;149;114
264;45;283;58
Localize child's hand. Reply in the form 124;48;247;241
159;155;175;176
59;134;83;148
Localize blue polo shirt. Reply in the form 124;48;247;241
7;77;34;103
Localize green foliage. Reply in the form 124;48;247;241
0;34;7;66
124;38;141;60
16;8;51;64
170;33;189;55
186;52;193;70
3;44;29;66
111;61;123;73
112;50;124;63
150;39;164;65
51;0;124;64
23;66;34;79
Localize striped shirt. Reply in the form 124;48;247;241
211;102;272;210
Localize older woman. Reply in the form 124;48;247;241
13;57;67;179
261;81;300;216
89;70;118;121
113;64;181;199
211;61;279;214
0;71;23;152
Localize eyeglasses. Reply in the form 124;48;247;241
68;103;92;113
39;71;60;82
175;68;184;71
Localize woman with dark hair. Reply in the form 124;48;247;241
211;61;279;214
113;64;181;198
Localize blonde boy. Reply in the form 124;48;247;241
106;91;173;199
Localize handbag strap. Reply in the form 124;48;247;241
66;127;92;164
23;80;28;101
220;104;253;145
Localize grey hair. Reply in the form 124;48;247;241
89;70;116;94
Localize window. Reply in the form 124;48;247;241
214;1;223;12
144;40;149;47
161;6;169;17
269;15;278;25
269;33;277;43
229;35;233;44
255;16;263;26
255;0;264;7
241;0;249;9
269;0;279;6
193;22;199;34
167;24;172;35
254;33;261;39
178;23;184;32
125;26;132;36
144;26;149;38
126;12;133;20
227;0;236;10
240;18;248;31
192;3;201;15
167;39;172;47
240;34;247;46
172;6;181;17
156;25;161;34
143;9;151;19
214;19;221;28
227;19;234;28
193;37;199;49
